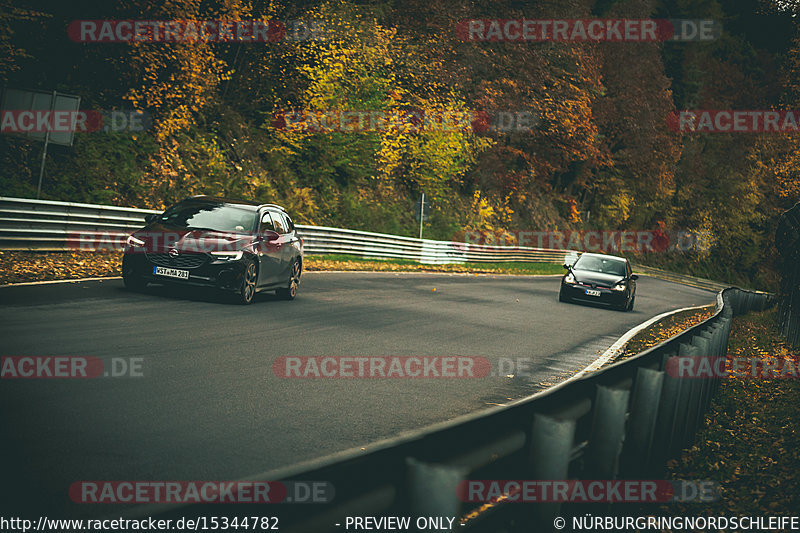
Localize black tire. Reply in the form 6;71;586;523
627;296;635;312
558;287;567;302
123;273;147;291
276;259;301;300
236;259;258;305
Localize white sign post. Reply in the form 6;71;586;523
1;88;81;198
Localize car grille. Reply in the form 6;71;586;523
146;252;207;269
577;282;610;289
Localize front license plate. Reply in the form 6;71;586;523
585;289;601;297
153;266;189;279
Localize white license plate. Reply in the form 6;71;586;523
153;266;189;279
585;289;601;297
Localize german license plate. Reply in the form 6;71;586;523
585;289;601;297
153;266;189;279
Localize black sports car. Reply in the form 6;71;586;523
121;196;303;304
559;252;637;311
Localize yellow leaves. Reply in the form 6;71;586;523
472;190;496;224
462;190;515;233
0;251;123;285
618;307;715;359
567;197;581;224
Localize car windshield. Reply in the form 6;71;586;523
157;203;256;233
574;256;627;276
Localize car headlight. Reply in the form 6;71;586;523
210;251;244;261
126;235;145;247
564;273;576;284
612;282;627;291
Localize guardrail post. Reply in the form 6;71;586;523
620;367;664;478
529;413;578;524
687;333;712;441
668;342;700;456
407;431;527;521
585;385;630;479
720;312;733;353
727;290;738;315
706;324;724;405
673;342;701;452
650;352;681;475
717;311;733;401
406;458;468;518
736;290;747;315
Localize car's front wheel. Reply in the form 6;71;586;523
558;287;568;302
123;271;147;291
276;259;301;300
236;259;258;304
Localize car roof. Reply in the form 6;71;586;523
578;252;627;262
180;196;286;212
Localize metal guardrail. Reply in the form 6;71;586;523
776;202;800;346
630;264;731;292
0;196;160;249
0;197;737;291
0;196;567;264
122;287;770;531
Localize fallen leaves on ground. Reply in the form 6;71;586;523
0;251;123;285
616;307;716;361
0;251;561;285
632;308;800;517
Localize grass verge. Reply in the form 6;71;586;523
0;251;564;285
304;254;565;275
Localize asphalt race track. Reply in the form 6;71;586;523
0;272;715;518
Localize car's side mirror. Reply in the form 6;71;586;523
630;274;639;280
144;214;157;225
262;230;281;244
563;264;570;269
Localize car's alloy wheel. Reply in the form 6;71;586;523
627;296;635;311
238;260;257;304
277;260;300;300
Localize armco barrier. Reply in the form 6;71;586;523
121;287;770;531
0;197;733;290
0;196;566;264
776;201;800;346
